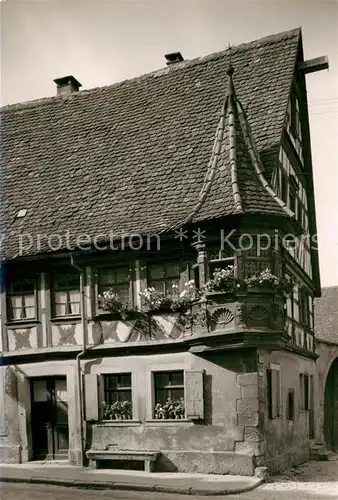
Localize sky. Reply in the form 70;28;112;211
1;0;338;287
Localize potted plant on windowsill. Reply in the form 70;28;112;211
98;289;138;321
244;269;294;296
139;281;200;316
204;266;238;297
154;398;185;420
102;400;133;420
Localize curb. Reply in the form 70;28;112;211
0;475;264;496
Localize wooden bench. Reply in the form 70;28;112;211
86;447;160;473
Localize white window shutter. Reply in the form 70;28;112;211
84;374;99;421
184;370;204;420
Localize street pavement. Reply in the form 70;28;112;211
1;457;337;500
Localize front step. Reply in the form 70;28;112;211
310;444;332;461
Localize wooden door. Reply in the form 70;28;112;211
31;377;69;459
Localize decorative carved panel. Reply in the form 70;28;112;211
210;307;234;331
247;305;270;327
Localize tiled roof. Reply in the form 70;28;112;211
1;28;301;259
315;287;338;345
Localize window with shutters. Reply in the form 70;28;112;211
51;273;80;317
7;278;36;321
267;366;281;419
151;369;204;421
153;371;184;419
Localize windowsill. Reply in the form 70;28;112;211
51;315;81;323
146;419;192;425
6;319;39;327
97;420;141;427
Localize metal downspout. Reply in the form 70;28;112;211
70;254;87;466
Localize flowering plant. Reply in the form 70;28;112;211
204;266;237;293
171;280;200;312
204;267;294;296
139;281;199;313
244;268;294;294
139;287;173;311
98;289;137;320
102;400;133;420
154;398;185;419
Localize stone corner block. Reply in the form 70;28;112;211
254;466;269;480
237;373;258;387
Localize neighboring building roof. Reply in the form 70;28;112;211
315;287;338;345
1;28;301;259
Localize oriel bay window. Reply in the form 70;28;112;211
7;278;36;321
51;273;80;317
147;262;180;294
97;266;131;303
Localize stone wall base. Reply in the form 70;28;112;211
69;448;83;466
156;450;255;476
263;443;310;473
0;444;22;463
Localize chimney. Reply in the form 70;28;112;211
53;75;82;95
165;52;184;65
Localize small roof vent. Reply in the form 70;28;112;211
53;75;82;95
165;52;184;65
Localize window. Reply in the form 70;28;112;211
154;371;184;406
52;273;80;317
289;176;298;214
281;170;288;204
97;266;131;303
103;373;132;420
7;278;35;321
299;289;310;327
287;389;295;422
267;366;281;419
147;262;180;294
300;373;309;411
208;246;235;277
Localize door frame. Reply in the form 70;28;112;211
16;362;80;464
31;376;69;460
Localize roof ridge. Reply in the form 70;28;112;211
1;27;301;113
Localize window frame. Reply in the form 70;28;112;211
299;373;309;411
102;372;133;421
95;264;133;314
286;389;295;422
146;261;181;295
153;370;185;411
7;277;37;323
51;272;81;318
267;364;281;419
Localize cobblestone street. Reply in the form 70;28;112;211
2;457;337;500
